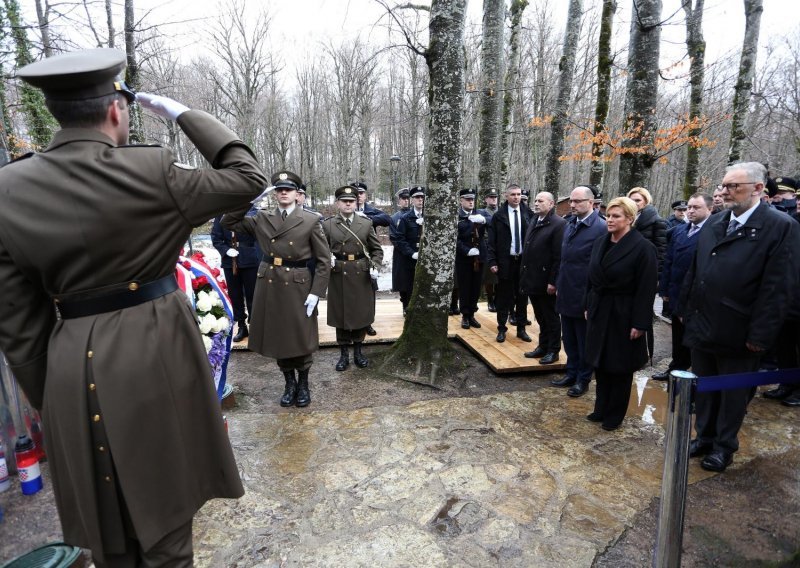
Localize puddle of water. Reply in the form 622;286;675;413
627;376;669;426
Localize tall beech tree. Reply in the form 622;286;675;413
728;0;763;164
589;0;616;189
682;0;706;196
499;0;528;188
477;0;504;196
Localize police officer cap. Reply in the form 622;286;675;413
671;200;688;210
335;185;358;201
765;177;779;198
297;183;307;194
775;177;798;194
271;170;302;190
396;187;411;199
16;48;136;104
349;181;368;193
459;188;477;199
521;189;530;200
410;186;425;198
486;188;499;198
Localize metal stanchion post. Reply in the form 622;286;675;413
653;370;696;568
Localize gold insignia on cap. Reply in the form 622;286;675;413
279;173;288;180
776;178;783;183
345;188;352;194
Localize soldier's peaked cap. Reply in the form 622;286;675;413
335;185;358;200
410;186;425;197
671;200;688;210
459;188;477;198
271;170;302;190
396;187;411;199
17;48;136;104
350;181;368;192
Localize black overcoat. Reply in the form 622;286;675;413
584;230;658;373
392;208;423;293
487;202;533;277
520;209;566;295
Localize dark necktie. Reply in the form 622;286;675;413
281;210;287;221
346;218;351;227
687;223;699;237
513;209;521;254
726;218;740;235
569;220;579;239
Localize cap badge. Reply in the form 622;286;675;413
279;173;288;180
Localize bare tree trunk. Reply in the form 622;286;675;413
618;0;662;193
499;0;528;189
34;0;53;56
544;0;583;194
727;0;763;164
477;0;504;195
589;0;616;188
682;0;705;196
106;0;115;48
124;0;144;143
382;0;466;386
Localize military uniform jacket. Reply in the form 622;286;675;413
393;208;424;293
323;214;383;330
0;110;266;560
456;209;488;263
223;206;330;359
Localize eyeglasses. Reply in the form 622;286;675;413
720;182;757;191
569;199;590;204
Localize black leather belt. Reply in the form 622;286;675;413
333;252;365;261
510;255;522;261
265;257;311;268
55;274;178;319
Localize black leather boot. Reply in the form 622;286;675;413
296;369;311;407
233;320;248;342
335;345;350;371
280;370;297;407
353;343;368;368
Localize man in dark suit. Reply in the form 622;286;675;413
455;188;489;329
393;186;425;315
554;185;607;397
487;184;533;343
681;162;800;472
520;192;566;364
652;193;712;381
0;49;266;565
212;208;260;342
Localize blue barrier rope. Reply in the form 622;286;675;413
695;368;800;392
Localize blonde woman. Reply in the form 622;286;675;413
626;187;667;268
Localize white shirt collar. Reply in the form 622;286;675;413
730;200;760;226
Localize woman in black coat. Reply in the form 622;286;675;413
584;197;658;430
627;186;667;270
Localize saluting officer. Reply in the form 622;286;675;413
323;185;384;370
393;185;425;315
0;49;266;565
223;171;330;408
455;188;489;329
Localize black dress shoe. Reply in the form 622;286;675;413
487;303;497;313
763;385;794;399
524;347;547;359
701;450;733;472
366;325;377;336
449;305;460;316
651;370;670;381
567;382;589;397
539;352;559;365
524;319;532;326
516;329;532;342
496;330;506;343
461;318;470;329
551;376;576;387
509;315;518;326
601;421;621;431
689;439;713;458
782;392;800;407
468;317;481;328
586;412;604;422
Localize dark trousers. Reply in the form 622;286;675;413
593;369;634;428
496;258;526;330
96;520;193;568
336;327;368;344
399;290;411;310
277;354;314;371
529;293;560;352
775;319;800;392
692;348;760;453
223;265;257;323
456;260;483;317
668;316;691;371
561;315;593;383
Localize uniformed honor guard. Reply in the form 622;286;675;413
482;188;499;311
390;187;411;300
0;49;266;566
296;183;321;217
223;170;330;408
393;185;426;315
455;188;489;328
353;181;390;335
323;185;384;370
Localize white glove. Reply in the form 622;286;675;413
330;255;336;268
251;187;272;205
467;248;480;256
468;214;486;224
370;268;380;278
304;294;319;317
412;252;419;260
226;248;239;258
416;218;424;226
355;210;368;218
136;92;190;121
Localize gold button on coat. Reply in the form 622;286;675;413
98;445;105;452
89;383;96;391
128;282;139;291
87;350;94;358
93;414;101;422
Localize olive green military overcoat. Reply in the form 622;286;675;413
222;206;330;359
0;110;266;561
322;214;383;330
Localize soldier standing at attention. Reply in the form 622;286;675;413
353;180;390;335
393;186;426;315
0;49;266;566
323;185;384;370
455;188;488;329
223;171;330;408
390;187;411;301
482;188;499;312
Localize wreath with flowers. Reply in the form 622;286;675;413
175;251;234;399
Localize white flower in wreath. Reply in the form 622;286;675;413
196;291;213;313
209;290;223;308
199;313;217;334
212;316;230;334
202;334;212;353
